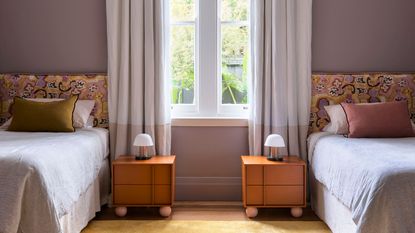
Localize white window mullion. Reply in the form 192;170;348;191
198;0;218;117
216;0;225;116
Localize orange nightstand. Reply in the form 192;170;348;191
241;155;306;218
112;155;175;217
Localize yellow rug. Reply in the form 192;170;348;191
82;220;330;233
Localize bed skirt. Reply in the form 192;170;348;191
59;158;110;233
310;168;357;233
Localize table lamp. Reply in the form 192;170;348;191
133;134;154;160
264;134;285;161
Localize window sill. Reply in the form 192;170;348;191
171;117;248;127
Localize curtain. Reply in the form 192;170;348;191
106;0;171;160
249;0;312;161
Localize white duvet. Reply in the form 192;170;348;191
309;133;415;233
0;128;108;233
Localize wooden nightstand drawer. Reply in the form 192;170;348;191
114;164;152;185
154;165;171;185
154;185;171;204
242;156;306;217
246;186;263;205
264;165;303;185
264;186;304;205
112;156;176;217
246;166;263;185
113;185;152;205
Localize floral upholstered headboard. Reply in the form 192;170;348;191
0;74;109;128
309;73;415;133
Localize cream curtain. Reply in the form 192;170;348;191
249;0;312;160
106;0;170;160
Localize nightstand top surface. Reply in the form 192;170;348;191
114;155;176;165
241;155;305;165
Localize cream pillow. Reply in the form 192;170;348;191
85;115;95;128
73;100;95;127
323;104;348;134
0;98;95;129
0;120;10;129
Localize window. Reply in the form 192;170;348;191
167;0;249;118
169;0;196;106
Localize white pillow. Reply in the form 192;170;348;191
0;98;95;129
322;104;348;134
0;119;10;129
85;115;95;128
73;100;95;128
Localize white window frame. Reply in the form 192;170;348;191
217;1;250;118
168;0;200;116
167;0;250;119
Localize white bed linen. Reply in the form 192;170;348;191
59;158;110;233
0;128;109;233
59;175;101;233
310;167;357;233
308;132;415;233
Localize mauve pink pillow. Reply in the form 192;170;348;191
341;101;415;138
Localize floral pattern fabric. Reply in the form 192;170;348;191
0;74;109;128
310;73;415;133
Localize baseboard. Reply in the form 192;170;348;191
174;201;243;207
176;176;242;186
175;177;242;201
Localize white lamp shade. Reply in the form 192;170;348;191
133;134;154;146
264;134;285;147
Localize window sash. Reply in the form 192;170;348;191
168;0;249;118
169;1;198;113
171;21;195;26
217;0;250;117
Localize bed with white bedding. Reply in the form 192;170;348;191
0;128;110;233
308;73;415;233
308;132;415;233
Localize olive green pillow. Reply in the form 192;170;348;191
8;96;78;132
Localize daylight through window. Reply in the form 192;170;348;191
168;0;249;117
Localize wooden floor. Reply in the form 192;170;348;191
94;201;321;221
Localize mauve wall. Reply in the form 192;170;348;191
172;127;249;200
2;0;414;73
312;0;415;72
0;0;107;73
1;0;415;201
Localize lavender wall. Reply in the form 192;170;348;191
312;0;415;72
1;0;415;200
172;126;249;200
0;0;107;73
1;0;414;74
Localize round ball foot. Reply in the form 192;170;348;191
245;207;258;218
115;207;127;217
159;206;172;217
290;207;303;218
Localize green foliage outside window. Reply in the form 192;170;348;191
171;0;248;105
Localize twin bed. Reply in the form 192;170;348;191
0;128;110;233
0;74;110;233
308;74;415;233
